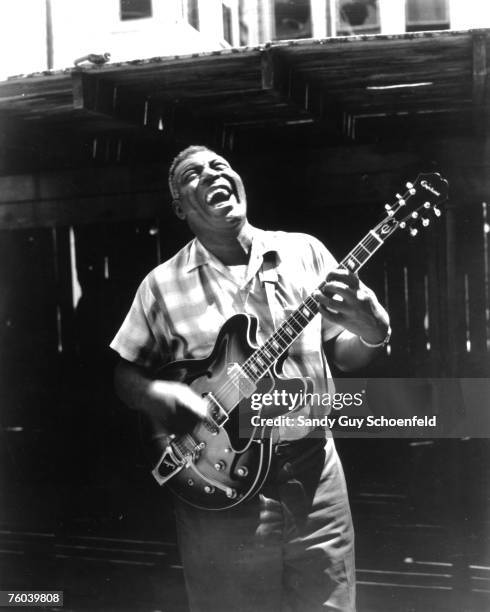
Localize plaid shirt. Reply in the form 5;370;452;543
110;227;340;438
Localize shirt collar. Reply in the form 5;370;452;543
184;225;280;273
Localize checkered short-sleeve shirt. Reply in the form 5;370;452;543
110;227;341;436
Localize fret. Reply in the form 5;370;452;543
305;296;320;313
246;362;259;377
288;317;305;334
369;229;383;244
293;309;310;325
271;331;288;351
301;306;310;318
261;347;276;362
303;301;317;314
344;254;360;271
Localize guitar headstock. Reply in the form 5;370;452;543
375;172;449;239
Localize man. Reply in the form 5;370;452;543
111;145;390;611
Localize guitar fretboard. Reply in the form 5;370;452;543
240;225;389;384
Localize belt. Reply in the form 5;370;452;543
272;427;326;456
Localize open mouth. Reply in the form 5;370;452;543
205;181;236;206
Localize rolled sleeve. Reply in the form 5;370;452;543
110;276;170;370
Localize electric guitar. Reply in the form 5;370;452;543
143;173;448;510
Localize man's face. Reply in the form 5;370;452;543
172;150;247;234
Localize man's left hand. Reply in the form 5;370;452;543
315;269;390;344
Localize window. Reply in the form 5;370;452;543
120;0;152;21
336;0;380;36
273;0;312;40
187;0;200;30
406;0;449;32
223;3;233;44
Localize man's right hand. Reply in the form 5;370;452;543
114;359;209;434
149;380;209;433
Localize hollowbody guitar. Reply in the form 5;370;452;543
144;314;312;510
142;173;449;511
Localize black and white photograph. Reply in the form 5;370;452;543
0;1;489;611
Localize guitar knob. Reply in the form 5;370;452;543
226;488;237;499
204;485;215;494
236;466;248;478
214;461;226;471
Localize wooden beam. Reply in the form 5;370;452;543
472;31;488;135
261;48;274;90
71;71;221;145
1;136;489;206
472;32;487;108
0;191;168;230
72;71;145;122
261;47;349;138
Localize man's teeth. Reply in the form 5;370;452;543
207;187;232;204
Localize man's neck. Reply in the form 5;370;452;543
196;222;253;266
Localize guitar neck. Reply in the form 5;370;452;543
243;224;392;384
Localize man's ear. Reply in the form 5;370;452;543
172;199;186;220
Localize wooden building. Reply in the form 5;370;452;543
0;28;489;611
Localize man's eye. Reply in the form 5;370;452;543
183;171;198;182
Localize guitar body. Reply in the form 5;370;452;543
142;313;312;511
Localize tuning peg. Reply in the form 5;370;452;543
411;211;419;219
399;221;407;229
410;228;419;237
406;182;413;189
422;218;430;227
423;201;431;209
433;207;441;217
384;204;395;216
395;194;406;205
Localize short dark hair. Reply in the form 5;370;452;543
168;145;216;200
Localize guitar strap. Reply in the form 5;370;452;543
259;251;280;330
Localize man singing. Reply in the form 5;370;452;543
110;145;390;611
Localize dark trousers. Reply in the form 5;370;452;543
174;436;356;612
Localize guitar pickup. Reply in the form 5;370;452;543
227;363;257;397
205;393;229;428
